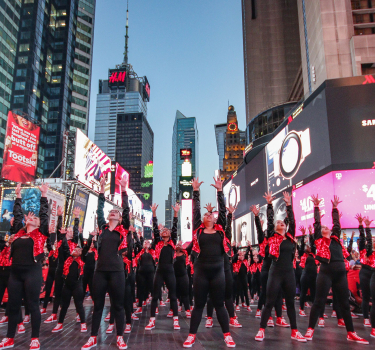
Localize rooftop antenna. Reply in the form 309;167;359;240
124;0;129;65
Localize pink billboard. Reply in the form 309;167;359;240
292;169;375;233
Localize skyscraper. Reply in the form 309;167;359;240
0;0;96;178
242;0;302;124
94;4;153;208
165;187;172;229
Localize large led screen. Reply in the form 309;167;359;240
181;199;193;243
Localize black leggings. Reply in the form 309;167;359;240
82;268;94;297
370;271;375;328
308;261;354;332
190;261;229;334
176;274;190;312
359;267;372;320
52;269;64;314
43;267;56;309
257;269;283;316
91;270;125;336
110;272;132;325
207;267;235;319
236;272;249;306
251;271;261;299
151;266;177;317
137;269;154;307
260;267;297;329
7;264;43;338
300;270;317;311
59;278;85;324
0;268;10;310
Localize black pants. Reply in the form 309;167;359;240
236;272;249;306
190;260;229;334
0;268;10;311
359;267;372;320
7;264;43;338
110;271;132;325
59;278;85;324
251;271;261;300
52;268;64;314
257;268;283;316
369;271;375;328
176;273;190;311
91;270;125;336
82;268;94;297
151;266;178;317
207;267;235;319
260;266;297;329
308;261;354;332
188;273;194;305
43;267;56;309
300;270;317;310
137;269;154;307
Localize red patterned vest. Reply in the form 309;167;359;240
315;235;349;263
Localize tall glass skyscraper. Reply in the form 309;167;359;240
171;110;199;209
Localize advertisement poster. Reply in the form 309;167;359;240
181;199;192;243
142;209;153;228
74;129;111;195
111;162;129;195
0;187;65;234
70;188;89;228
1;111;40;182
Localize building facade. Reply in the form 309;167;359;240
165;186;172;229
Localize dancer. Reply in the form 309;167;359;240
183;177;235;348
0;182;50;350
233;248;251;311
255;191;305;342
81;176;129;350
145;202;180;331
304;195;368;344
82;230;98;300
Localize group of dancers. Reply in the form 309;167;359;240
0;176;374;350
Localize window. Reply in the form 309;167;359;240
18;56;28;65
15;82;26;90
45;149;55;157
20;32;31;40
19;44;30;52
22;19;32;28
16;69;27;77
49;100;59;108
13;95;24;104
51;76;61;84
56;20;66;28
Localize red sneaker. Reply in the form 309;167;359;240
338;319;345;327
17;323;25;334
0;337;14;349
145;319;155;330
160;301;166;307
205;317;213;328
299;309;307;317
173;318;180;330
124;324;131;334
104;312;110;322
44;314;57;324
291;329;306;342
40;308;47;315
106;324;114;334
282;305;287;311
364;319;371;327
255;309;261;318
52;323;63;333
131;313;139;320
76;314;81;323
183;334;196;348
255;328;265;342
134;307;142;314
155;307;159;315
235;305;240;312
276;317;290;327
304;328;314;341
223;333;236;348
318;318;325;327
351;312;359;319
347;332;369;344
117;336;127;350
178;306;182;312
185;310;191;318
166;298;170;303
371;328;375;338
81;336;97;350
247;306;251;312
229;317;242;328
23;315;30;324
167;310;173;318
0;317;8;325
29;339;40;350
142;301;146;307
81;323;87;332
305;302;311;308
331;310;337;318
267;317;274;327
323;314;328;319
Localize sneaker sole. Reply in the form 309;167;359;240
205;325;213;328
291;337;307;342
276;324;290;328
174;327;181;330
145;327;155;330
255;337;264;342
267;324;274;327
225;343;236;348
347;339;369;344
118;346;127;350
338;325;345;328
81;344;97;350
183;342;195;348
106;330;114;334
44;320;57;324
18;331;26;334
0;345;14;349
81;330;88;333
364;324;371;328
52;328;63;333
305;337;313;341
230;325;242;328
370;333;375;338
318;324;325;328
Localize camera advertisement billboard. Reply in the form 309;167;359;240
1;111;40;182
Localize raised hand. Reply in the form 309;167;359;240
89;230;98;237
263;191;274;205
364;216;373;228
211;176;223;191
99;176;106;193
283;191;292;206
49;224;55;234
129;225;136;232
355;213;363;224
308;225;313;234
119;176;128;191
310;194;322;207
192;177;203;191
158;223;164;230
38;182;49;197
15;183;21;198
227;204;237;214
204;203;215;212
60;227;67;235
331;195;342;209
151;203;158;214
57;206;63;217
351;231;355;240
250;205;259;216
172;202;181;213
78;226;83;234
73;206;81;218
299;226;306;235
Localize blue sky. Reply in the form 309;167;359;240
88;0;246;222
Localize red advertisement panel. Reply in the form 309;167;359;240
1;111;40;182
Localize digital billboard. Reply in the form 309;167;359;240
142;209;152;228
110;161;129;196
0;187;65;234
181;199;193;243
69;188;89;228
1;111;40;182
74;129;111;195
108;68;127;88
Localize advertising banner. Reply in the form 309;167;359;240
1;111;40;182
0;187;65;234
74;129;111;195
70;188;89;228
142;209;152;228
110;161;129;196
181;199;193;243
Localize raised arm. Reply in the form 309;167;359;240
225;212;233;241
151;203;160;247
56;206;63;241
331;196;342;239
120;177;130;229
347;231;355;254
356;214;366;252
263;192;275;237
283;192;295;237
308;225;316;254
72;206;80;244
192;178;203;231
364;216;373;257
298;226;306;257
171;203;180;245
311;194;323;240
251;205;264;243
38;183;50;236
12;183;24;234
212;177;225;228
96;177;107;229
